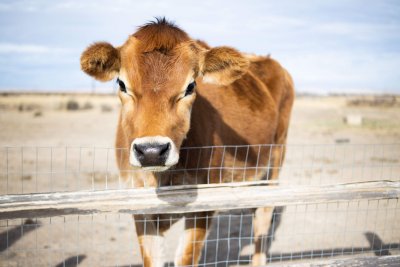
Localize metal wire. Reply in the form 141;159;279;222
0;144;399;266
1;144;399;194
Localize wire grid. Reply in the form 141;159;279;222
1;144;399;194
0;200;399;266
0;144;400;266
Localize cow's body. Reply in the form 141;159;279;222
81;18;294;267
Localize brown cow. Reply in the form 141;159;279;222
81;18;294;267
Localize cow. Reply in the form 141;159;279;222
80;18;294;267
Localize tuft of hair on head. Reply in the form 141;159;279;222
133;17;190;54
148;17;175;27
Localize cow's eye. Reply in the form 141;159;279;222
185;81;196;96
117;78;127;93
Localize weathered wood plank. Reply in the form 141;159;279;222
264;255;400;267
0;180;399;219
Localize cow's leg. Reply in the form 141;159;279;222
253;96;292;266
134;214;171;267
252;146;286;266
175;212;213;267
252;207;274;265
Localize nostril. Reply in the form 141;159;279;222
159;143;170;156
133;144;144;155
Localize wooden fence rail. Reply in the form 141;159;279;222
0;180;399;219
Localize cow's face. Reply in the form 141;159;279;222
81;32;249;171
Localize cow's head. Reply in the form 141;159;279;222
80;18;249;171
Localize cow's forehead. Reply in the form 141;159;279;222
119;39;197;94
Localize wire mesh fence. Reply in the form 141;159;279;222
0;144;399;266
1;144;399;193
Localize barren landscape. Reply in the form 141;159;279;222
1;93;399;146
0;93;399;266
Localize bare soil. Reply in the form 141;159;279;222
0;93;399;266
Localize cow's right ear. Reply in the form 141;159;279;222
201;46;249;86
80;42;120;81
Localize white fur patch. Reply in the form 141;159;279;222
129;136;179;170
252;252;267;266
174;228;209;266
202;74;218;84
182;72;194;90
174;230;190;266
118;69;132;90
140;235;165;267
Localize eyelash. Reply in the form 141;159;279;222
117;78;126;93
185;81;196;96
117;79;194;98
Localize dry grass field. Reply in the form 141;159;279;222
1;94;399;146
0;93;399;266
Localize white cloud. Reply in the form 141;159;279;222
0;0;399;93
279;50;400;93
313;22;400;40
0;43;70;54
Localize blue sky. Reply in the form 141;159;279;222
0;0;399;94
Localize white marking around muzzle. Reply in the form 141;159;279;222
129;136;179;172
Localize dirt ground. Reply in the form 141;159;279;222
0;93;399;266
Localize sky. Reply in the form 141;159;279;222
0;0;399;94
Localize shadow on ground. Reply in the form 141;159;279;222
54;255;86;267
121;207;399;267
0;219;41;252
0;211;398;267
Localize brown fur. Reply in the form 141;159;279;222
81;18;294;267
133;18;190;54
80;42;120;81
203;46;250;85
175;229;208;266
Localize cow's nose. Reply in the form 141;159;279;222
133;142;171;166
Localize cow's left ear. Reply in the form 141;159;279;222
201;46;250;85
80;42;120;82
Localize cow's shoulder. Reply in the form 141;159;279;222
248;55;294;105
